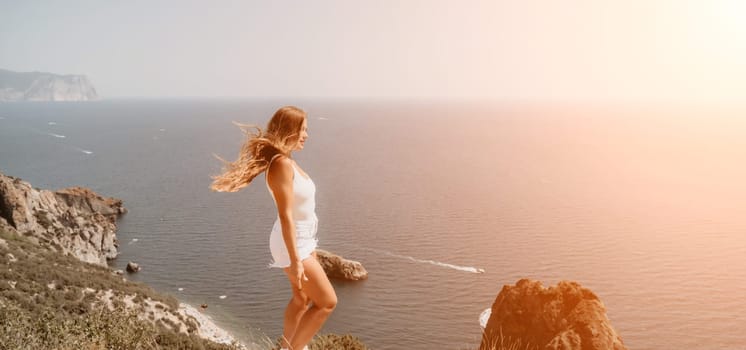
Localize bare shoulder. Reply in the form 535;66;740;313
267;156;293;184
272;155;293;169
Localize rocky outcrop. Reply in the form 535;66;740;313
0;171;125;266
480;279;627;350
315;249;368;281
0;68;98;102
126;261;141;273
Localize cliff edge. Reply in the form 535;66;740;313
0;171;124;266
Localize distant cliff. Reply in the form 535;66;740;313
0;68;98;101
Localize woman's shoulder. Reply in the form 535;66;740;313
267;155;293;178
271;154;292;166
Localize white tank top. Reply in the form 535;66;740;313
265;154;317;222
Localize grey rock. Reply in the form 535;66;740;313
0;170;125;266
315;249;368;281
126;261;140;273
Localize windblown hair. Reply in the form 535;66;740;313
210;106;307;192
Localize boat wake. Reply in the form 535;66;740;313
73;147;93;155
368;248;485;274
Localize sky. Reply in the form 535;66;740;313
1;0;745;101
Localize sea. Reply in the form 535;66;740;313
1;99;745;350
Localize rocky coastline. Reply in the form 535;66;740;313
2;169;629;350
0;173;124;266
0;170;245;348
0;170;369;349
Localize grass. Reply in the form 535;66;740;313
477;327;537;350
479;336;536;350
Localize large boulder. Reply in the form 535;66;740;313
0;171;126;266
315;249;368;281
480;279;627;350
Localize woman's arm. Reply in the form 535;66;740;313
267;156;306;288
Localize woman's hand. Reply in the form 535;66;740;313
289;260;309;290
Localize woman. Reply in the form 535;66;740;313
211;106;337;350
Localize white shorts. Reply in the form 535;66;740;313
268;216;319;268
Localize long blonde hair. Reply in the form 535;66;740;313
210;106;307;192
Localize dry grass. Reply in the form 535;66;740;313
478;327;537;350
268;334;368;350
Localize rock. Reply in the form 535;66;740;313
480;279;627;350
0;170;125;266
113;269;124;275
315;249;368;281
479;308;492;330
55;187;127;217
6;253;16;263
126;261;140;273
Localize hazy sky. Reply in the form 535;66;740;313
1;0;744;101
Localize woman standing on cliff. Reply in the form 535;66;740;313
210;106;336;350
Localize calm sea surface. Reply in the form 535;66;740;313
1;99;745;350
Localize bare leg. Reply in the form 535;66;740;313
280;287;310;349
286;256;337;350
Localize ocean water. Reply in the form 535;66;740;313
1;99;745;350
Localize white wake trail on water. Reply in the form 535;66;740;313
27;128;92;154
368;248;485;274
73;147;93;155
